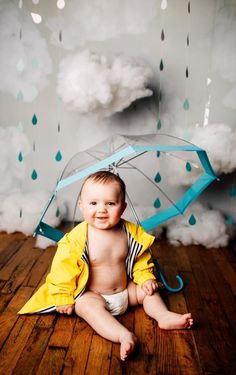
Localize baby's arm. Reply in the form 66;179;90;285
56;304;74;315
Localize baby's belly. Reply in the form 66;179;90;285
87;265;127;295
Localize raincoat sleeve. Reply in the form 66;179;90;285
45;233;82;306
132;248;156;287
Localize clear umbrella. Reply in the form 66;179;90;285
35;133;216;292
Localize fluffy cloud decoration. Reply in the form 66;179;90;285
0;1;52;101
0;190;66;239
0;126;31;193
57;50;153;117
166;203;229;248
47;0;157;50
165;123;236;186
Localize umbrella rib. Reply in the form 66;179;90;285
117;151;147;167
126;162;179;209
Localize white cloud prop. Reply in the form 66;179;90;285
0;1;52;101
0;126;31;193
0;190;66;239
47;0;158;50
166;123;236;186
166;203;229;248
57;50;153;117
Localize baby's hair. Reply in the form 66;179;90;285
80;171;126;201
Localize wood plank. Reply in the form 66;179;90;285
0;236;26;267
210;247;236;296
49;314;77;348
181;270;223;374
85;334;112;375
0;286;35;349
0;313;38;375
36;347;66;375
156;330;180;375
1;237;41;294
12;325;53;375
63;317;93;375
23;246;56;288
190;249;236;373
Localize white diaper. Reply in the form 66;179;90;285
101;289;128;316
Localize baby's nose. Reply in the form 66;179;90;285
97;204;106;212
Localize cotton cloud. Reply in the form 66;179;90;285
47;0;158;50
165;202;230;248
0;1;52;101
0;190;66;239
0;126;31;193
165;123;236;186
57;49;153;117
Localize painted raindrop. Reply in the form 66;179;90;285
154;198;161;209
186;67;189;78
186;162;192;172
16;91;24;102
156;151;161;158
188;214;196;225
183;99;190;110
19;208;22;218
161;29;165;41
18;151;23;162
160;59;164;71
157;119;162;130
32;114;37;125
16;59;24;72
155;172;162;183
56;207;60;217
55;150;62;162
31;169;38;180
227;215;233;225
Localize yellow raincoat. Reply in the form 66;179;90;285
18;220;156;314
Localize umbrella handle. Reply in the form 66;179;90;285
153;258;184;293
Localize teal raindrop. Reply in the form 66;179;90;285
185;162;192;172
160;59;164;71
229;186;236;197
16;91;24;102
55;150;62;162
56;207;60;217
154;198;161;209
31;169;38;180
227;215;233;225
32;114;37;125
189;214;196;225
18;151;23;162
32;57;39;69
155;172;161;183
157;119;162;130
183;99;190;110
156;151;161;158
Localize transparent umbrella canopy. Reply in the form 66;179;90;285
35;133;216;292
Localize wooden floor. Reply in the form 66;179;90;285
0;230;236;375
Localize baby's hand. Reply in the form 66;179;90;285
56;304;74;315
142;279;158;296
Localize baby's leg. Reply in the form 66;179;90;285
75;291;137;361
128;282;193;330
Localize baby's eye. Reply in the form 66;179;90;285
89;202;97;205
107;202;115;206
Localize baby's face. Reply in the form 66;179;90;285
79;180;127;230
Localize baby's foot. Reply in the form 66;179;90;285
120;332;137;361
158;312;193;330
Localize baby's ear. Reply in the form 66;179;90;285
122;201;127;212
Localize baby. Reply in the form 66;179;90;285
19;171;193;361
